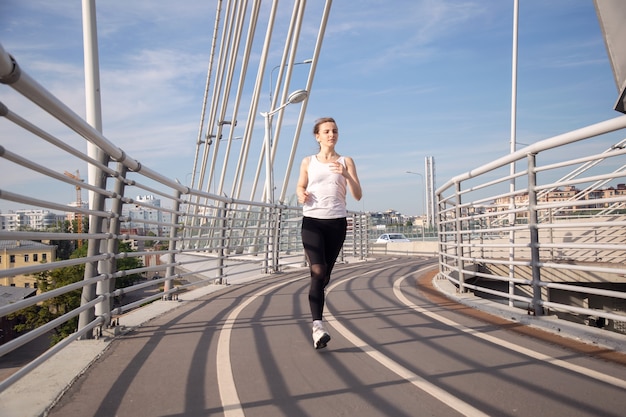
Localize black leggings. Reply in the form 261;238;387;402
301;216;347;321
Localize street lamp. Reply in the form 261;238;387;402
260;89;308;274
260;89;308;204
269;59;313;103
405;171;425;216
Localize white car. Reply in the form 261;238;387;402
376;233;410;243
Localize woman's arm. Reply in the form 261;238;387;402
296;157;310;204
343;156;362;201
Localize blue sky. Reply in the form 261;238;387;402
0;0;622;216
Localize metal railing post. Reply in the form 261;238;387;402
272;206;281;272
262;207;270;273
96;164;127;329
164;190;182;298
454;182;466;293
527;153;543;315
217;201;227;281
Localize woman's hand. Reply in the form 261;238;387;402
329;161;346;176
297;189;310;204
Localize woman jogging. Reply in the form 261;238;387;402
296;117;362;349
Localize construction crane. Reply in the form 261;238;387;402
64;170;84;247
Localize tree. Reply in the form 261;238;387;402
115;241;144;288
145;231;157;248
48;221;74;260
10;263;83;345
11;240;144;345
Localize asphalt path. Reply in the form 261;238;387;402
47;257;626;417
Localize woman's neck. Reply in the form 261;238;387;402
317;148;338;162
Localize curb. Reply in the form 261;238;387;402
432;275;626;355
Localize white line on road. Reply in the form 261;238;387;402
392;273;626;390
215;262;377;416
216;275;307;417
325;265;491;417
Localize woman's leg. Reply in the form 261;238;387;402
308;264;327;321
301;217;327;321
321;217;347;289
301;217;347;321
301;217;347;349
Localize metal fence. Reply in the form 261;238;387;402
0;42;369;391
5;14;626;395
437;116;626;335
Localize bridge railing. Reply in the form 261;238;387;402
436;116;626;334
0;43;369;390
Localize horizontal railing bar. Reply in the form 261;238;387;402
535;146;626;173
0;273;109;317
0;189;113;218
0;252;111;279
0;294;105;358
437;114;626;194
538;243;626;251
541;300;626;323
541;281;626;300
538;261;626;275
0;315;104;393
1;108;118;177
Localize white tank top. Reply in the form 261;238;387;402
302;155;347;219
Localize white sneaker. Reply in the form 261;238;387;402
312;321;330;349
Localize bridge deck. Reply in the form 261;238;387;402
3;257;626;417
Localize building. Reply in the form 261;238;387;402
0;209;65;231
0;240;57;290
121;195;172;236
493;184;626;212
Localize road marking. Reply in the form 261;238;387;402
216;259;625;417
326;265;490;417
216;275;307;417
216;261;380;416
392;273;626;390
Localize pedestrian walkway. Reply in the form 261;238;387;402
2;256;625;417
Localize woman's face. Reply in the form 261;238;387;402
316;122;338;147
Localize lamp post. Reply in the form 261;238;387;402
260;89;308;273
509;0;519;308
269;59;313;103
405;171;425;215
260;89;308;204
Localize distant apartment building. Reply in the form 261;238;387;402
0;240;57;290
121;195;172;236
0;209;65;231
492;184;626;213
369;209;426;228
